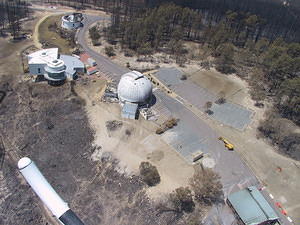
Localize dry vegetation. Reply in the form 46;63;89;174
139;161;161;186
0;77;191;225
38;15;75;54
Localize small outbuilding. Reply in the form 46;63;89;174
227;186;280;225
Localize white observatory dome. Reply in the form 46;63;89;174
118;71;152;104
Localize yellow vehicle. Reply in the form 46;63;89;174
218;137;234;150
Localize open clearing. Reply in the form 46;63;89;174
38;14;72;54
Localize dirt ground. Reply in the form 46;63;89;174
75;78;195;199
0;10;201;225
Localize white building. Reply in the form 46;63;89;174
117;71;152;119
61;13;83;30
28;48;85;84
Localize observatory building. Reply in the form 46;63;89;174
28;48;84;85
61;13;83;30
117;71;152;119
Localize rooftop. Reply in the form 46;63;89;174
28;48;59;65
228;186;279;225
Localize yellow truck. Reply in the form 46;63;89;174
218;137;234;150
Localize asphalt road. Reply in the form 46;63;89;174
76;15;129;80
76;14;292;225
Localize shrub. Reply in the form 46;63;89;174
89;25;100;41
169;187;195;213
139;162;160;186
105;46;115;57
190;167;223;205
180;74;187;80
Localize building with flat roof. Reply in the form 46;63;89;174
28;48;84;84
227;186;279;225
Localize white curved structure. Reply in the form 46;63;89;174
28;48;85;83
117;71;152;105
44;59;66;81
18;157;85;225
61;13;83;30
18;157;69;218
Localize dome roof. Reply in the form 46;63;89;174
117;71;152;103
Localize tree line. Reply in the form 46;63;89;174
46;0;300;42
0;0;30;39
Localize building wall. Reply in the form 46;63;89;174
61;20;81;30
74;67;85;73
29;63;46;75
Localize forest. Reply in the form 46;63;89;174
0;0;30;39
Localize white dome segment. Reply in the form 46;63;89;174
118;71;152;104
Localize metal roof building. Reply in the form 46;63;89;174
28;48;85;83
121;102;138;119
117;71;152;105
227;186;279;225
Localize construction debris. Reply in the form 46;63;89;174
102;83;118;103
156;118;179;134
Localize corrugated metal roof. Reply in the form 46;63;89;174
121;102;138;119
228;186;279;225
60;55;85;76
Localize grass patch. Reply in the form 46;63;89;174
38;15;72;54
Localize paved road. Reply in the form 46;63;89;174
76;14;292;225
76;15;129;81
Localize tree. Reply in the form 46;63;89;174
169;187;195;213
215;43;235;74
89;25;100;41
139;161;160;186
215;91;226;104
277;78;300;125
105;46;115;57
190;167;223;205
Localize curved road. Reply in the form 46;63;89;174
76;15;129;81
76;14;291;225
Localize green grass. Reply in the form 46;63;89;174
38;15;72;54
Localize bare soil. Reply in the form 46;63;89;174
0;14;198;225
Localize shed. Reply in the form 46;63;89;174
87;58;97;67
227;186;279;225
87;66;98;75
121;102;138;119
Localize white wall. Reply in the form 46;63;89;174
61;20;81;30
29;63;46;75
